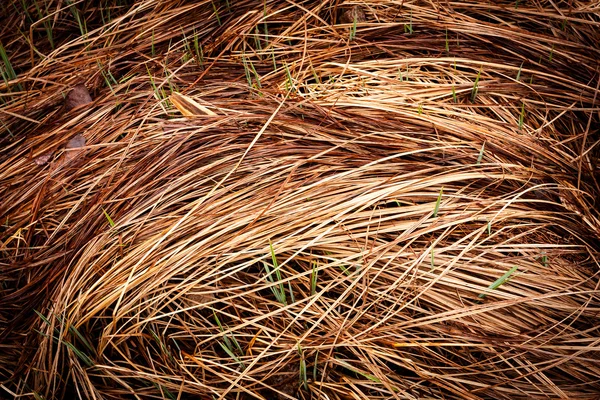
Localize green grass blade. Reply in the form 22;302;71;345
310;261;317;296
268;241;287;304
0;42;22;91
242;55;253;89
470;66;482;102
287;281;295;304
152;382;176;400
254;26;262;51
151;28;155;57
349;14;357;41
66;323;94;354
433;187;443;217
518;101;525;129
248;59;262;89
102;208;115;227
476;142;485;165
211;1;221;26
445;28;449;52
193;29;203;67
34;309;52;326
37;313;94;367
478;266;518;299
516;61;524;81
219;342;244;367
63;340;94;367
339;263;350;276
213;311;233;351
53;314;95;356
540;252;548;266
283;61;294;92
149;328;175;363
264;261;287;304
335;358;381;383
34;310;60;339
298;344;308;390
33;1;54;50
230;333;243;355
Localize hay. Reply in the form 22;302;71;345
1;1;599;399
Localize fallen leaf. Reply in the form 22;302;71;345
66;134;86;149
170;92;217;117
186;292;216;304
263;363;299;400
62;134;86;163
339;6;367;24
34;151;53;166
66;84;93;110
34;85;92;167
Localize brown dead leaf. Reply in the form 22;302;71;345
263;363;299;400
186;292;216;304
34;151;53;166
170;92;217;117
55;134;87;165
34;83;92;166
66;134;86;149
66;84;93;110
339;6;367;24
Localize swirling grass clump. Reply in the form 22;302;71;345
1;1;599;399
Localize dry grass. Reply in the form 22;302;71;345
1;1;600;399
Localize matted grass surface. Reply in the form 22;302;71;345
1;1;600;399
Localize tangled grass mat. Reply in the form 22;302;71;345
1;1;600;399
